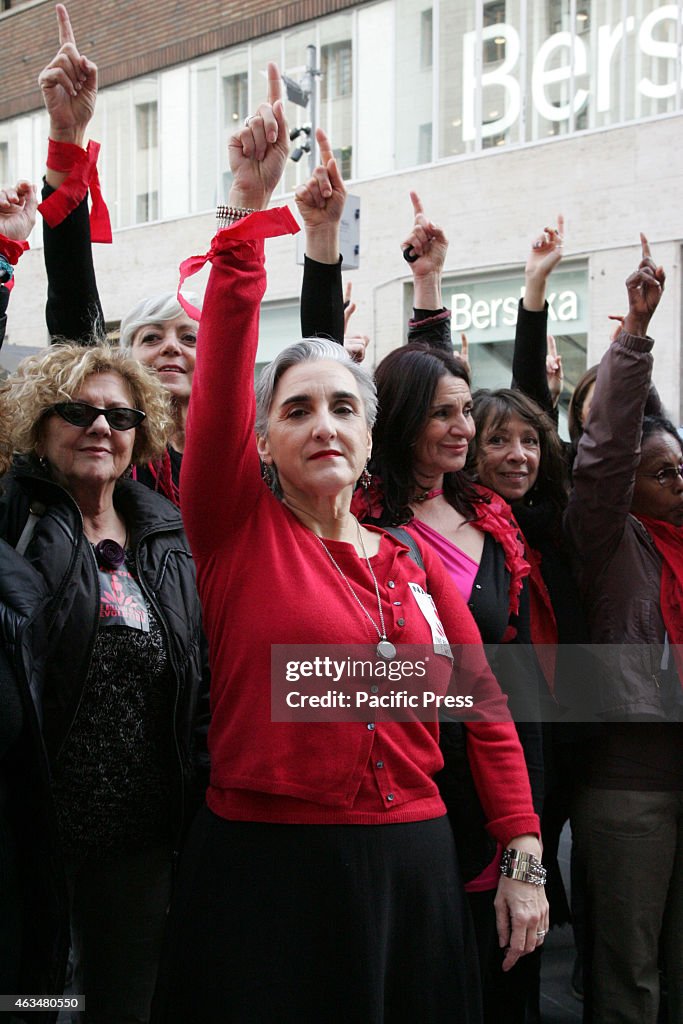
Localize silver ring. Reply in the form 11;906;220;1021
244;114;261;127
536;930;547;938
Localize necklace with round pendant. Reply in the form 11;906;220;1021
316;519;397;660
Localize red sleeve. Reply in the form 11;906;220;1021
180;209;299;560
415;537;540;845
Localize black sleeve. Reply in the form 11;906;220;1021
408;307;453;353
42;182;106;346
191;628;211;802
300;254;344;344
0;284;8;352
511;299;555;417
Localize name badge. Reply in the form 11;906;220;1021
408;582;452;659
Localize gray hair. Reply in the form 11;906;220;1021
254;338;377;438
119;291;201;348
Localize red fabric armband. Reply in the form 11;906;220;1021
38;139;112;243
0;233;30;264
177;207;300;320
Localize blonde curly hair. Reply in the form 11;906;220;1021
0;380;13;476
6;343;174;466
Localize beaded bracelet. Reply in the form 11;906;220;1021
216;204;256;230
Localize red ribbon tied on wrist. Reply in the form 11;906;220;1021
0;233;30;264
38;139;112;243
176;206;300;321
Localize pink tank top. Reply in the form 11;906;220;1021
408;516;503;893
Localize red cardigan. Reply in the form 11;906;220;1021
181;211;539;843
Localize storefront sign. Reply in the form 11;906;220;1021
443;268;587;344
462;6;682;140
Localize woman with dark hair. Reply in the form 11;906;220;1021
565;238;683;1024
367;337;548;1024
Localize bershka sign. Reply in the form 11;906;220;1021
443;268;587;344
463;5;682;141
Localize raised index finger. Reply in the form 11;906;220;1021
409;190;424;217
56;4;76;47
640;232;652;261
267;62;282;106
316;127;334;167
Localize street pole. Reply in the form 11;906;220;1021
305;44;319;174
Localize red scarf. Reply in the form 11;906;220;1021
38;139;112;243
635;515;683;681
470;485;530;642
0;232;30;265
351;481;530;640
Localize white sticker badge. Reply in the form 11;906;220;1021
408;582;453;659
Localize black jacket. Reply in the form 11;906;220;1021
0;538;69;1022
0;465;209;845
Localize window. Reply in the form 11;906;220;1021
418;123;433;164
136;102;158;151
420;9;433;69
321;41;353;100
484;0;506;64
334;145;353;180
136;191;159;223
223;72;248;128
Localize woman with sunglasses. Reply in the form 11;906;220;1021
565;238;683;1024
36;5;199;509
0;343;208;1023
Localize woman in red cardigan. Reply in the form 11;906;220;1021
152;68;547;1024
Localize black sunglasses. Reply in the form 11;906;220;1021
49;401;146;431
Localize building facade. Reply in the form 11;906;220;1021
1;0;682;426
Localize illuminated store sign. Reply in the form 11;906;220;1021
443;268;587;344
462;6;682;140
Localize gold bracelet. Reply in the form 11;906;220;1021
216;204;256;229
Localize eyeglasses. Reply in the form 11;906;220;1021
49;401;145;431
644;464;683;488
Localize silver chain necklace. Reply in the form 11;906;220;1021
315;518;397;661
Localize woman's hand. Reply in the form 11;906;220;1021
493;835;549;972
228;63;289;212
402;190;448;271
402;191;448;310
622;233;665;338
523;216;564;311
38;4;97;149
295;128;346;263
0;181;38;241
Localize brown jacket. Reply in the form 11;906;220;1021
564;331;679;721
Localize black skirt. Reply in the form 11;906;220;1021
152;806;482;1024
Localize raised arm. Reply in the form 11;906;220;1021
565;235;665;568
38;4;106;345
403;191;454;354
181;64;296;560
511;217;564;413
297;128;346;343
0;180;37;350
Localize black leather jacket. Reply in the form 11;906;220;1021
0;463;210;847
0;538;69;1021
